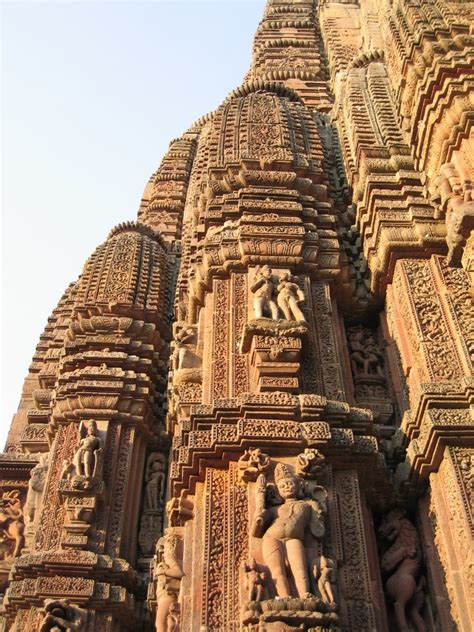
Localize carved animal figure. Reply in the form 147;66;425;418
0;491;25;559
379;508;426;632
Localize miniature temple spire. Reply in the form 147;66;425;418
247;0;332;109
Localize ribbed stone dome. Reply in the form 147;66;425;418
200;85;323;171
76;222;167;314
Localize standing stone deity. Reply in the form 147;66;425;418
24;455;48;524
276;272;306;321
251;463;326;599
250;266;279;320
72;420;103;479
145;453;166;511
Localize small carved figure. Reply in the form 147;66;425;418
155;531;184;580
251;265;279;320
155;575;176;632
39;598;87;631
242;557;267;602
72;420;103;479
276;272;305;322
0;490;25;559
154;531;184;632
145;453;166;510
317;555;337;605
238;448;270;483
172;325;197;371
251;463;326;599
60;459;74;482
24;455;48;524
379;508;426;632
295;448;325;480
348;325;384;377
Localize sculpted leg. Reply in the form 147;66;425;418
262;536;290;597
269;300;279;320
286;539;310;598
277;298;292;321
289;297;305;321
253;298;263;319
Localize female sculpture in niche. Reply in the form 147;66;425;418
251;463;327;599
72;420;103;480
276;272;306;322
145;453;166;511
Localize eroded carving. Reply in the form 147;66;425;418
39;599;87;632
379;508;426;632
238;448;270;483
0;490;24;559
152;530;184;632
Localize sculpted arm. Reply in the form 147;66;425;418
309;501;325;540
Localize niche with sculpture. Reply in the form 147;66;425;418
240;449;339;630
139;452;167;559
378;508;427;632
57;420;105;550
243;267;308;393
346;323;393;423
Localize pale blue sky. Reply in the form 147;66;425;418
1;0;266;448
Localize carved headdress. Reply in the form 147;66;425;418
274;463;295;484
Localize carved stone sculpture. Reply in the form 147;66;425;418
348;325;384;378
0;490;24;559
379;508;426;632
250;265;279;320
295;448;326;480
317;555;337;605
172;324;200;371
72;420;103;481
39;599;87;631
242;557;267;602
145;452;166;510
153;530;184;632
251;463;326;599
276;272;305;322
238;448;270;483
24;455;48;524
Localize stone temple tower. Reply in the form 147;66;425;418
1;1;473;630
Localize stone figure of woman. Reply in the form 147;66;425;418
276;272;305;321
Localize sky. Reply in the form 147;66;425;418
1;0;266;449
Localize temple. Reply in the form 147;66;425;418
1;0;473;630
